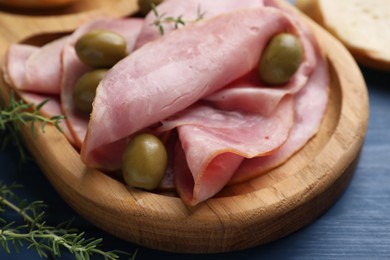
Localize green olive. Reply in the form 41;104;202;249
73;69;107;115
259;33;303;85
137;0;163;16
122;133;168;190
75;29;127;68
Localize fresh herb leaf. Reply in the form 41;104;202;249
150;3;206;35
0;91;64;163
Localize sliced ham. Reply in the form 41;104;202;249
230;50;329;184
204;4;317;116
226;0;330;184
3;37;68;94
2;2;329;207
60;18;144;148
166;97;294;205
2;44;39;90
168;3;328;203
61;46;91;148
81;7;299;170
23;36;69;94
204;71;297;116
135;0;264;48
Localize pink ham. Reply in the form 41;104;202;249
61;46;90;148
204;4;317;116
167;3;328;202
136;0;264;48
2;44;73;142
230;48;329;184
204;70;298;116
81;7;300;170
165;97;294;205
3;37;68;94
226;0;330;184
60;18;144;148
23;36;69;94
2;44;39;89
3;18;144;149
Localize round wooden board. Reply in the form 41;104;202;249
0;0;369;254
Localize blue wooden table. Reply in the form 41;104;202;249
1;2;390;260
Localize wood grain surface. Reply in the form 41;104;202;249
0;0;369;253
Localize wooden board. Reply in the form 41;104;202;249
0;0;369;254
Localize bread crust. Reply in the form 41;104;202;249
297;0;390;71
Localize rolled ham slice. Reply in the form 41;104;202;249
81;7;300;170
135;0;264;48
60;18;144;148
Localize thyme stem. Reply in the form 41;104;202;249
0;93;136;259
0;183;132;259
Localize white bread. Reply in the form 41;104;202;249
297;0;390;71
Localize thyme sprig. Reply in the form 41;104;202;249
0;91;64;135
150;3;206;35
0;182;134;259
0;93;136;258
0;91;64;162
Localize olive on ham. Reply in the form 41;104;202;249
75;29;128;68
73;69;108;115
259;33;303;85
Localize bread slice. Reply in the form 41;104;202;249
297;0;390;71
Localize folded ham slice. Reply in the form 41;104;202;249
167;97;294;205
165;3;328;204
2;44;39;90
135;0;264;48
3;37;68;95
61;46;90;148
204;5;317;115
23;37;69;94
230;51;329;183
224;0;330;184
81;7;300;170
3;18;144;149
